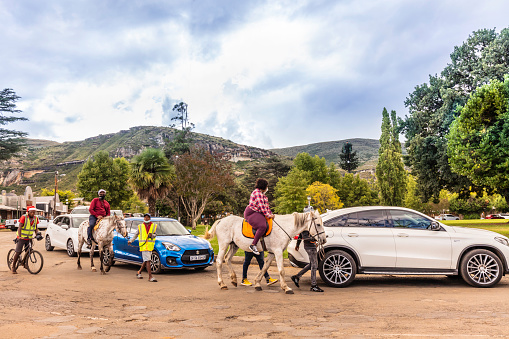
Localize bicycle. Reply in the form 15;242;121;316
7;233;44;274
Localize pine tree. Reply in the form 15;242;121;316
338;141;360;173
0;88;27;161
376;108;407;206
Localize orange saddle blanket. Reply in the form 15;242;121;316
242;218;273;239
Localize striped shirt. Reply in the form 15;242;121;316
248;188;272;218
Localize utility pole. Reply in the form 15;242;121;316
53;171;58;218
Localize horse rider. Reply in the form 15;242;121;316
244;178;274;255
241;249;278;287
11;206;41;274
291;230;324;292
128;213;158;282
87;189;110;248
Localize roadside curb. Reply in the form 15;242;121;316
229;255;293;268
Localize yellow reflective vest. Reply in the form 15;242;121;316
138;222;157;252
20;215;38;239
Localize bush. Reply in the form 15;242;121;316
463;213;481;220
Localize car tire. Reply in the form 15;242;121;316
67;239;77;257
103;247;114;267
460;249;503;288
10;227;17;232
319;250;357;288
150;251;162;274
45;235;54;251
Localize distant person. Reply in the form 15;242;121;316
128;213;158;282
87;189;110;248
244;178;274;255
241;250;278;287
291;230;324;292
11;206;41;274
481;211;485;219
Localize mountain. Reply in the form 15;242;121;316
271;138;381;170
0;126;275;192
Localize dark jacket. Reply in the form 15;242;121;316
296;231;316;250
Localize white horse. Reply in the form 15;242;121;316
205;211;326;294
77;215;127;274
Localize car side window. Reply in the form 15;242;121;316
130;221;138;233
389;210;432;230
357;210;390;227
344;213;358;227
325;215;348;227
62;217;70;226
54;216;63;226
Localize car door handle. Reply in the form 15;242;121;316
397;233;409;237
347;233;359;237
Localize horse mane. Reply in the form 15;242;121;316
293;212;309;228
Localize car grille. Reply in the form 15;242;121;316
181;249;210;265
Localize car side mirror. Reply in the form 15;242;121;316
430;222;441;231
61;224;69;230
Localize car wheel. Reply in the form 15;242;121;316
10;227;17;232
67;239;77;257
460;249;503;287
150;251;162;274
45;235;54;251
319;250;357;287
103;247;114;267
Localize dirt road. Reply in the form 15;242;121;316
1;230;509;338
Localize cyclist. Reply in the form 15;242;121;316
11;206;40;274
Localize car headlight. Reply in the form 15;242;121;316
495;237;509;247
162;242;181;251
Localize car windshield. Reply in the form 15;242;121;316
72;216;89;228
153;221;189;236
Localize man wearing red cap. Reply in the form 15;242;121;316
11;206;40;274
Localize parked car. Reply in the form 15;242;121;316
109;217;214;273
5;216;49;231
44;214;93;256
500;214;509;219
36;216;50;230
486;214;505;219
434;214;460;220
288;206;509;288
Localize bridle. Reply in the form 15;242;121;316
273;212;325;245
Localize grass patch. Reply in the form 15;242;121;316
188;224;288;258
442;219;509;238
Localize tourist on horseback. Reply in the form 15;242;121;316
11;206;41;274
244;178;274;255
87;189;110;248
241;250;278;286
291;230;324;292
128;213;158;282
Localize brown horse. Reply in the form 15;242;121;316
77;215;127;274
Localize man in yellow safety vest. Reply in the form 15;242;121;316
11;206;41;274
128;213;158;282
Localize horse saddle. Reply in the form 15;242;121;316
242;218;273;239
93;219;103;231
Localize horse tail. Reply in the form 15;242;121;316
204;219;221;240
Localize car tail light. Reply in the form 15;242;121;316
293;236;299;240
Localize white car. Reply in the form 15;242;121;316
45;214;92;256
288;206;509;288
435;214;460;220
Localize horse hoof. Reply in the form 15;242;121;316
77;267;82;270
255;286;262;291
101;271;105;275
221;286;228;290
91;268;97;272
232;282;237;287
285;290;294;294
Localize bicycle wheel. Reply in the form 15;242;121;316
26;250;44;274
7;249;19;271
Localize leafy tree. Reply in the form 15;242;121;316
120;193;148;214
338;141;360;173
172;147;233;229
129;148;174;215
274;168;310;214
335;173;379;207
449;195;489;218
306;181;343;213
165;101;195;157
293;153;329;184
401;28;509;201
403;175;422;212
376;108;407;206
77;151;132;208
0;88;27;161
448;77;509;203
489;195;508;213
40;189;76;209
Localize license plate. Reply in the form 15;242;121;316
190;254;207;261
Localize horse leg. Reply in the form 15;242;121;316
274;250;292;294
99;246;105;275
90;243;96;272
104;243;113;272
225;243;239;287
216;243;229;290
77;232;83;270
254;252;274;291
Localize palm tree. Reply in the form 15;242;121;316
129;148;174;215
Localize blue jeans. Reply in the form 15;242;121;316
243;251;270;280
87;215;97;241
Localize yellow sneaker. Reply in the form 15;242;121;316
266;278;278;286
241;278;252;286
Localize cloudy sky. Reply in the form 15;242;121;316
2;0;509;149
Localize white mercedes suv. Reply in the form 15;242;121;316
288;206;509;288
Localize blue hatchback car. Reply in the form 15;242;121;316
111;217;214;273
